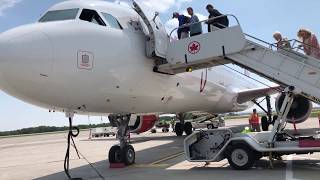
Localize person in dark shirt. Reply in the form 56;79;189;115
206;4;229;32
172;12;190;39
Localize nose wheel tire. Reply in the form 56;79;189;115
184;122;193;135
227;144;255;170
109;145;122;163
122;145;135;165
108;145;135;165
175;123;183;136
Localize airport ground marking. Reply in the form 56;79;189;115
132;151;184;168
150;151;185;165
132;164;170;168
286;155;301;180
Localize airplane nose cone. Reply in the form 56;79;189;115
0;30;53;94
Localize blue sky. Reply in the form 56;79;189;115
0;0;319;131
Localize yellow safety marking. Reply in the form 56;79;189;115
150;151;184;165
132;164;170;168
131;151;184;168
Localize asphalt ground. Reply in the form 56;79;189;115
1;118;320;180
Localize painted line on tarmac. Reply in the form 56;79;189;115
132;151;184;168
132;164;170;168
150;151;184;165
286;155;300;180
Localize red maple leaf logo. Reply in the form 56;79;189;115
188;41;200;54
190;43;198;52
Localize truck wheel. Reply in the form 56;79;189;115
261;116;269;131
227;144;255;170
207;124;214;129
175;123;183;136
184;122;193;135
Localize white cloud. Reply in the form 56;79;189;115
176;0;192;9
0;0;22;16
113;0;131;7
112;0;193;13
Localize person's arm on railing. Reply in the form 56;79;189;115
169;14;238;38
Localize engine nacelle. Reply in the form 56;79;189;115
129;115;158;133
275;93;312;124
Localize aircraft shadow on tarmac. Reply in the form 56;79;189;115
34;133;187;180
34;127;320;180
33;155;320;180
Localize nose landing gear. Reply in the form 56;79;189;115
108;114;136;166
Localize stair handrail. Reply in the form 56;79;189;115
169;14;240;38
245;34;308;59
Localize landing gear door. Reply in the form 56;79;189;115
133;1;169;59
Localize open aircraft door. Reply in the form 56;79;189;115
133;1;169;59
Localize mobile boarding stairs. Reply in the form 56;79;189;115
161;16;320;169
133;1;320;169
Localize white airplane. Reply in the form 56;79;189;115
0;0;312;169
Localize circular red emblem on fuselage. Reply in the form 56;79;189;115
188;41;201;54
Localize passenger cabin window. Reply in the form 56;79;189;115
79;9;106;26
101;13;123;30
39;8;79;22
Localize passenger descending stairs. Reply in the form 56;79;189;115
156;24;320;104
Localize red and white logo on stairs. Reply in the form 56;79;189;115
188;41;201;54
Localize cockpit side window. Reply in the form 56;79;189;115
39;8;79;22
79;9;106;26
101;13;123;30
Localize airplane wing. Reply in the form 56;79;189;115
236;86;282;104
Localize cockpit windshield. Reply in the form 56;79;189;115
39;8;79;22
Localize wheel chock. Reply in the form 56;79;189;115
109;163;126;168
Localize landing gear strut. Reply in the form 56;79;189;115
108;114;135;165
175;113;193;136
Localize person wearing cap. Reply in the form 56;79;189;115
273;31;291;50
206;4;229;32
172;12;190;39
187;7;202;37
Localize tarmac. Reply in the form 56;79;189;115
1;118;320;180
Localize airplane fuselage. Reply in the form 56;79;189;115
0;1;256;116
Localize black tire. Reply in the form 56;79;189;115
226;144;255;170
122;145;135;165
184;122;193;135
109;145;122;163
106;134;110;137
175;123;183;136
261;116;269;131
207;124;214;129
151;129;156;133
272;115;278;125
